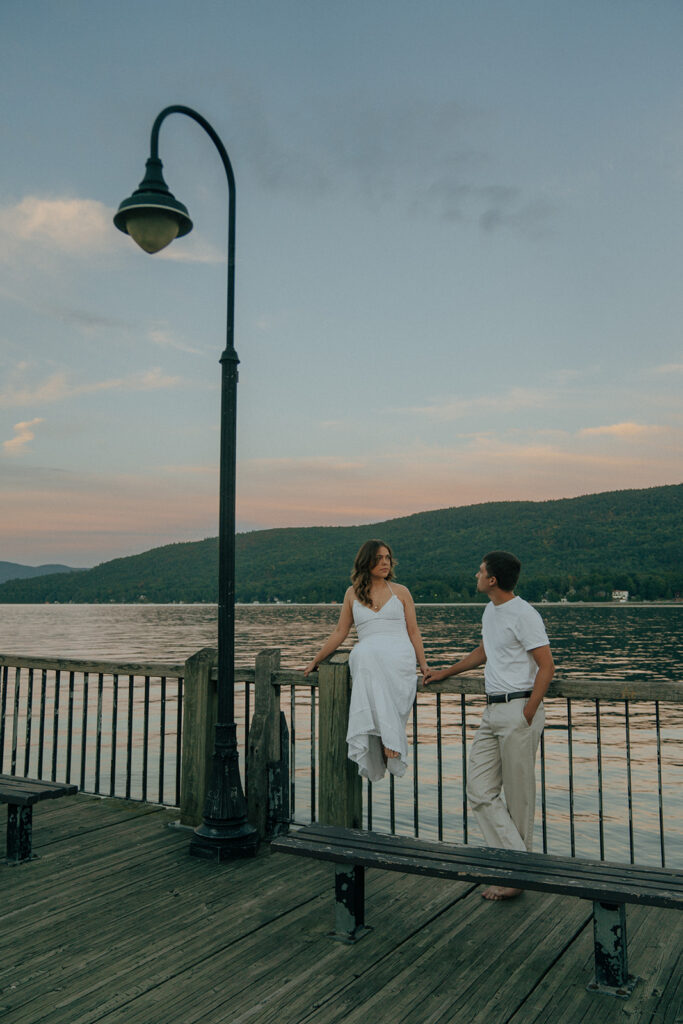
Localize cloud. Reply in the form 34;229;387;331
155;236;224;264
0;194;221;266
230;92;556;234
651;362;683;375
2;418;44;456
0;196;112;256
578;422;667;439
0;367;182;409
148;327;204;356
407;386;553;421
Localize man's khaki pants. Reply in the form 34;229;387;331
466;698;545;852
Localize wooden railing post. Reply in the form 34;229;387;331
179;647;217;826
247;648;282;840
318;652;361;828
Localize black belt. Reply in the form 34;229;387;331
486;690;532;704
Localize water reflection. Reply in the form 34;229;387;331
0;603;681;680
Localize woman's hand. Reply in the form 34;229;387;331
303;660;318;677
422;667;447;686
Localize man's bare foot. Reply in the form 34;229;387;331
382;745;400;759
482;885;523;901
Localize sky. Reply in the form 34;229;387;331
1;0;682;568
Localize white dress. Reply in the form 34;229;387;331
346;587;418;783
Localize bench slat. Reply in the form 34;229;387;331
0;774;78;807
272;824;683;910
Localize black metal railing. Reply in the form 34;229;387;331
3;650;681;869
276;675;683;868
0;656;186;805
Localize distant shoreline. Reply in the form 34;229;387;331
1;601;680;609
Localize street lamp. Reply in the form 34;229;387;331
114;105;258;860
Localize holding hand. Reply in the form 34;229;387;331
422;667;448;686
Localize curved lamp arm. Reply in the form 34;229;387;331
114;104;237;358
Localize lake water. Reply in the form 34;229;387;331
1;603;681;866
0;601;681;676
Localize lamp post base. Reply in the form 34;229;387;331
189;721;259;861
190;820;259;861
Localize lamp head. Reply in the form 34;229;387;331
114;157;193;253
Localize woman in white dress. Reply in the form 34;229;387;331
303;540;429;782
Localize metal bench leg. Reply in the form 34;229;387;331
332;863;370;943
6;803;33;864
588;901;637;998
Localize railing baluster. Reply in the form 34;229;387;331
24;668;34;777
142;676;150;801
38;669;47;779
95;672;103;795
80;672;89;790
175;676;183;808
243;679;250;801
540;730;547;853
625;699;634;863
595;698;604;860
389;772;395;834
412;700;419;837
461;694;468;844
367;779;372;830
290;685;296;820
110;674;119;796
655;700;666;867
0;665;8;772
126;674;134;800
51;669;61;781
567;698;575;857
310;684;316;822
436;692;443;841
158;676;167;804
11;667;21;775
66;671;75;784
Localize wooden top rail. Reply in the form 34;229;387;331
2;651;682;701
272;656;683;703
0;653;187;677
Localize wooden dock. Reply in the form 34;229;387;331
1;795;681;1023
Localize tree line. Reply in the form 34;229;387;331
1;484;681;604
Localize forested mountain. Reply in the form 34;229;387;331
0;561;84;585
1;484;681;604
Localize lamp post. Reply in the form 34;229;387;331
114;105;258;860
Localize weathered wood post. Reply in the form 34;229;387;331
180;647;218;826
247;648;282;839
318;652;361;828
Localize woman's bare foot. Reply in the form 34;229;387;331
482;885;522;901
382;745;400;759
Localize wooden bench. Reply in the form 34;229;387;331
271;822;683;997
0;774;78;863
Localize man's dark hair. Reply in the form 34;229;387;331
483;550;521;592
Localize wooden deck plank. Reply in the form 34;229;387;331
110;870;474;1024
1;795;680;1024
284;890;592;1024
505;902;683;1023
28;794;165;847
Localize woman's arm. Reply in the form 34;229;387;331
397;585;429;676
303;588;354;675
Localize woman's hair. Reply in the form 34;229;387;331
351;539;396;607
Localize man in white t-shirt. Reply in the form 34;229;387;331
424;550;555;900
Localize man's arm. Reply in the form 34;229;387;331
423;644;486;685
523;645;554;724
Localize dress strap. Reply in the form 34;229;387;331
386;581;395;595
